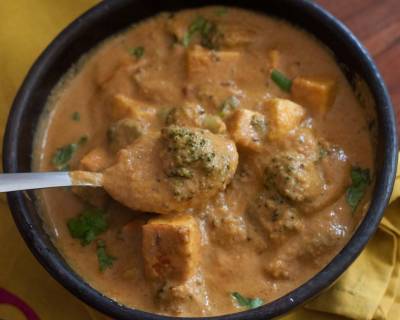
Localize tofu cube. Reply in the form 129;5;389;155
291;77;337;114
142;214;200;282
110;94;143;121
263;98;305;140
80;147;113;172
187;45;240;84
228;109;267;152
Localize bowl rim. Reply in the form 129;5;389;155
2;0;398;319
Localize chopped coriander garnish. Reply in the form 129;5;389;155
78;135;88;145
51;135;88;170
346;166;370;212
96;240;116;272
219;96;240;118
183;15;218;49
215;7;228;16
319;147;328;160
231;292;264;309
52;143;78;171
271;69;292;92
129;46;145;59
71;112;80;121
67;208;108;246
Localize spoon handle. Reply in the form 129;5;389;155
0;171;103;192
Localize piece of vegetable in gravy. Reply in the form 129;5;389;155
67;207;108;246
182;16;219;49
142;214;200;282
96;239;117;272
346;166;371;212
215;7;228;17
36;6;376;317
71;111;80;121
263;98;305;141
291;76;337;114
228;108;267;152
219;95;240;118
102;127;238;214
231;292;264;310
51;135;88;170
129;46;145;59
271;69;292;92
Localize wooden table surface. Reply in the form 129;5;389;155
316;0;400;137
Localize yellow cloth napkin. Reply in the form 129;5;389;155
0;1;399;319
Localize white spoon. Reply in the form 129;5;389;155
0;171;103;192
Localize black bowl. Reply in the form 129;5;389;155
3;0;398;319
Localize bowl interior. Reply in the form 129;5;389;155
3;1;397;320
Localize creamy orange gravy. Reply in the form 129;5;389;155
34;7;375;317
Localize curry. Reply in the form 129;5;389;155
33;6;376;317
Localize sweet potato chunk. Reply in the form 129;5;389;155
80;147;113;172
263;98;305;140
187;45;240;83
291;77;337;114
228;109;267;152
142;214;200;282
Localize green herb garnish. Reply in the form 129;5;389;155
319;147;328;160
52;143;78;170
231;292;264;309
96;240;116;272
71;112;80;121
346;166;370;212
129;46;145;59
215;7;228;16
51;135;88;170
78;135;88;145
271;69;292;92
219;96;240;117
183;15;218;49
67;208;108;246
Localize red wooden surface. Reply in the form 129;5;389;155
316;0;400;138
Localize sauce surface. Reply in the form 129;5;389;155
34;6;375;317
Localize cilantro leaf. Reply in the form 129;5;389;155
67;208;108;246
346;166;370;212
71;112;80;121
52;143;78;170
183;15;218;49
51;136;88;170
215;7;228;16
96;240;116;272
232;292;264;309
219;96;240;117
129;46;144;59
78;135;88;146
